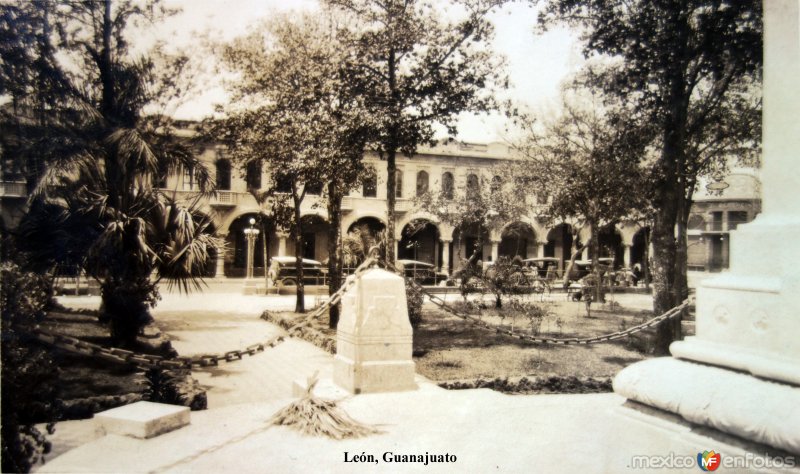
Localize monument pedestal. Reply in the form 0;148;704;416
613;0;800;458
333;268;416;394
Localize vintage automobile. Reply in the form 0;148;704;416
268;256;327;288
396;259;448;285
521;257;561;278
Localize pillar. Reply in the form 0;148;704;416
215;244;225;277
440;239;451;276
490;239;500;263
613;1;800;455
623;244;632;269
277;231;289;257
536;241;547;258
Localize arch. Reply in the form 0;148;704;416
399;218;440;265
215;159;231;191
452;222;490;267
226;212;276;278
545;223;575;272
466;173;479;197
441;172;454;199
596;224;624;268
346;215;386;235
631;226;651;283
416;170;429;197
499;221;536;259
299;214;329;261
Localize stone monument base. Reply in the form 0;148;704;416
334;356;417;394
602;400;799;473
614;357;800;455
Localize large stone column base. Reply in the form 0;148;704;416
614;357;800;455
333;356;416;394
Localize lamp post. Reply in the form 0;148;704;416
243;217;260;279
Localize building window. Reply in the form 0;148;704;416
395;170;403;198
275;174;292;193
416;170;429;197
246;161;262;189
688;214;705;231
305;180;323;195
182;165;195;190
216;159;231;191
363;172;377;198
466;173;479;198
491;175;502;195
442;172;454;200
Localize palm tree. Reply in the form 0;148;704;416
13;0;220;346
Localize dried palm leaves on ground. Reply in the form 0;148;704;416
269;374;381;440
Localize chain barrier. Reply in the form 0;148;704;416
31;253;687;366
383;259;692;346
30;253;381;370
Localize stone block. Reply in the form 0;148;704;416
333;268;416;394
95;401;190;439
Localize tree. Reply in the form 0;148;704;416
538;0;762;353
516;87;650;300
10;0;219;345
326;0;510;263
215;13;372;316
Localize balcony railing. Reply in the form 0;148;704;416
341;196;354;211
210;190;237;207
395;199;415;213
0;181;27;198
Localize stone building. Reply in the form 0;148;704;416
687;170;762;272
0;123;759;279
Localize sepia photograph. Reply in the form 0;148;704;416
0;0;796;472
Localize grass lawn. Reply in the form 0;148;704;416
41;311;146;409
413;296;663;382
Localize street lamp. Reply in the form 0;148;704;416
243;217;260;279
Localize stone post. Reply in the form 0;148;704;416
613;1;800;455
334;268;416;394
440;239;451;276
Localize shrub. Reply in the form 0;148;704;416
1;263;60;473
406;282;424;329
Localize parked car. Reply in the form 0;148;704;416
521;257;561;278
396;259;447;285
567;258;615;282
268;256;327;287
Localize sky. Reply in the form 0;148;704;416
143;0;585;144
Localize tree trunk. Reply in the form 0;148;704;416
327;184;343;329
293;193;305;313
386;147;397;264
590;221;602;303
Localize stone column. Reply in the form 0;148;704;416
334;268;416;394
537;241;547;259
614;1;800;455
623;244;632;269
277;231;289;257
215;244;225;278
490;239;500;263
440;239;451;276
